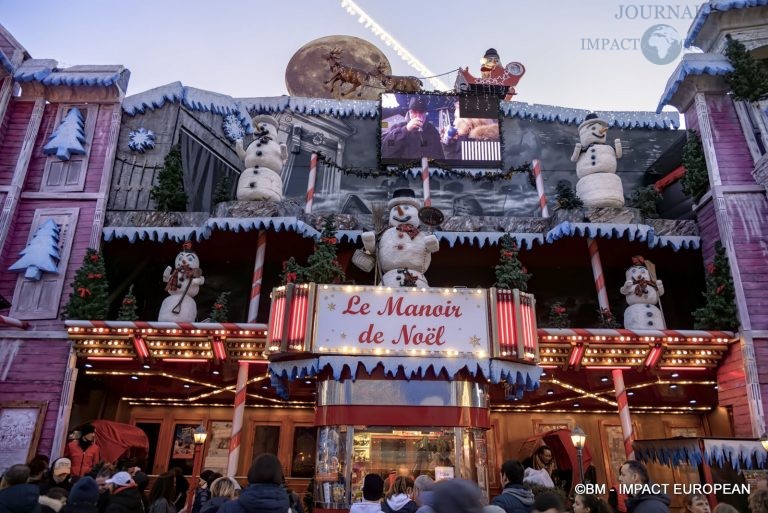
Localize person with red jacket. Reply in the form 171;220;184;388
65;424;101;478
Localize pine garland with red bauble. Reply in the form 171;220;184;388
597;307;621;329
494;234;531;291
210;291;231;322
693;242;738;331
117;284;139;321
546;302;570;328
280;215;345;285
62;248;109;320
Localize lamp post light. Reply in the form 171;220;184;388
761;433;768;452
187;424;208;512
571;426;587;485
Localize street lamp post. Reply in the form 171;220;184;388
571;426;587;485
187;424;208;512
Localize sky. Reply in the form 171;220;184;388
3;0;707;114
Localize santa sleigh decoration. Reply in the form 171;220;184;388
455;48;526;100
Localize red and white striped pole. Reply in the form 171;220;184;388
587;238;610;312
305;153;318;214
247;231;267;323
421;157;431;207
532;159;549;218
227;361;249;476
612;369;635;459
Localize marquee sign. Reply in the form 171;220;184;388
314;286;490;355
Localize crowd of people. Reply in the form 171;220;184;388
2;438;768;513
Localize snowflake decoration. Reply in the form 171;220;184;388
127;128;155;153
312;132;325;145
222;113;247;142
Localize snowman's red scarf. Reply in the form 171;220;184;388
631;275;658;296
396;224;421;239
579;142;610;154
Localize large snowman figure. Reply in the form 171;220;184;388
570;113;625;208
235;115;288;201
619;256;665;329
359;189;439;287
159;242;205;322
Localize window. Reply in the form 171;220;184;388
291;426;316;478
252;425;280;459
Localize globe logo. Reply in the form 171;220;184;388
641;24;683;65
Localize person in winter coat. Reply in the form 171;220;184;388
382;477;417;513
201;477;241;513
39;487;68;513
0;464;42;513
218;454;290;513
171;468;188;512
192;470;222;513
350;474;385;513
490;460;534;513
65;424;101;478
147;472;177;513
40;459;74;495
28;455;50;487
104;472;144;513
432;479;483;513
618;461;671;513
62;476;100;513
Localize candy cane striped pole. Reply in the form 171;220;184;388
247;231;267;323
227;361;249;476
587;238;610;312
532;159;549;218
421;157;431;207
612;369;635;459
305;153;318;214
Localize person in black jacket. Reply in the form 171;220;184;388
39;487;68;513
218;454;289;513
382;96;444;160
490;460;534;513
0;464;42;513
201;477;240;513
618;461;671;513
63;477;100;513
104;472;144;513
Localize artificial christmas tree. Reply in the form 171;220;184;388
43;107;87;161
213;173;233;204
555;182;583;210
681;130;709;203
117;285;139;321
693;242;738;331
725;34;768;102
150;145;188;212
302;216;345;284
210;291;231;322
8;219;61;280
62;248;109;320
546;302;570;328
494;234;531;291
628;185;662;219
280;257;304;285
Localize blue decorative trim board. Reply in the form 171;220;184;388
686;0;768;47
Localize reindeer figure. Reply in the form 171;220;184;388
372;62;423;93
323;47;371;97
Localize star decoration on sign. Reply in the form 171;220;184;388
327;302;336;311
340;332;347;340
469;335;481;348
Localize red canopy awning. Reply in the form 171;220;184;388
518;428;593;472
88;420;149;464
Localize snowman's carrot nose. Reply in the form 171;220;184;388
396;205;404;216
599;127;608;135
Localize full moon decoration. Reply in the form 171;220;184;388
285;35;392;100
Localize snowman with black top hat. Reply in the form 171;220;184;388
358;189;439;287
570;113;625;208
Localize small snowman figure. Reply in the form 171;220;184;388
620;255;665;329
235;115;288;202
159;241;205;322
570;113;625;208
358;188;439;287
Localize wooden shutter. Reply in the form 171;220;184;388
10;207;80;319
40;104;97;192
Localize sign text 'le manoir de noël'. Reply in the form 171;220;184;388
314;287;489;354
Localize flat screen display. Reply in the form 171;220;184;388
380;93;501;167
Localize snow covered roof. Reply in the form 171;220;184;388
685;0;768;48
14;59;130;90
656;53;733;112
103;216;701;252
123;82;679;129
0;51;14;75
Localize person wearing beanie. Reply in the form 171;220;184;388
350;474;384;513
432;479;483;513
62;477;99;513
0;464;42;513
381;95;444;160
65;423;101;478
192;470;222;513
218;454;289;513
